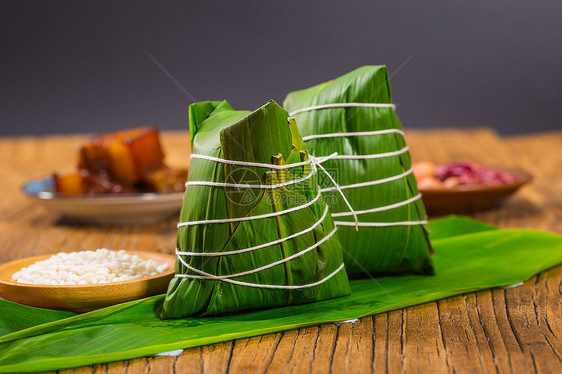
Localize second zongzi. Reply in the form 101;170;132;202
284;66;434;277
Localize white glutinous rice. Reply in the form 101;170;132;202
12;248;170;285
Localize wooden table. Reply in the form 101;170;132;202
0;129;560;373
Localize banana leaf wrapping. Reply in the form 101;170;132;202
160;100;351;318
284;66;434;276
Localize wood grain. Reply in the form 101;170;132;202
0;129;560;373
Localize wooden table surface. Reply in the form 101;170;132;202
0;128;560;373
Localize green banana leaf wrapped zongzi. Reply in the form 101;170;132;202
160;100;351;318
284;66;434;276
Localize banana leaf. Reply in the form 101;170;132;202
284;66;433;276
1;216;561;373
160;100;350;318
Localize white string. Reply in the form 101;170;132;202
186;154;314;190
320;168;414;192
176;205;330;257
302;129;404;142
315;146;410;160
313;161;359;231
289;101;426;229
179;152;354;228
190;153;312;170
334;220;428;227
175;226;344;290
185;153;340;190
176;153;347;290
185;171;314;190
331;194;423;217
175;263;345;290
177;187;322;227
289;103;396;116
175;124;423;289
176;226;337;281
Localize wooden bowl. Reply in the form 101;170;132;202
420;167;533;215
0;251;176;312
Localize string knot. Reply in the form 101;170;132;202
310;153;359;231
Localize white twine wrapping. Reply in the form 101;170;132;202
177;205;331;257
331;193;423;217
176;226;337;284
289;103;396;117
175;262;346;290
319;145;410;160
320;168;414;193
301;129;404;142
178;152;357;228
175;115;425;288
177;187;322;227
334;220;428;227
290;102;426;229
176;153;347;289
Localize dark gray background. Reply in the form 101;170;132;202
1;0;561;136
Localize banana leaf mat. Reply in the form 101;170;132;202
0;216;561;373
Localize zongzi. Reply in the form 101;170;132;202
284;66;434;276
160;100;350;318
